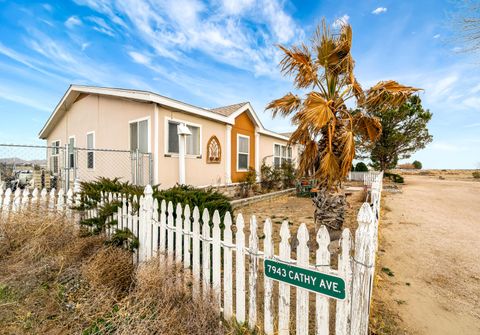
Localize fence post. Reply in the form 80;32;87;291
212;210;221;305
350;203;375;335
2;188;11;214
57;189;65;212
49;188;56;210
202;208;211;294
167;201;174;260
183;205;191;269
31;188;39;210
248;215;259;329
235;213;246;323
223;212;233;319
296;223;310;335
13;188;21;212
316;225;330;334
192;206;201;296
335;229;353;335
152;199;159;256
278;220;291;335
263;218;274;335
159;200;167;254
175;203;183;263
21;188;30;209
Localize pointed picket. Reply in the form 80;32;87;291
202;208;211;293
167;201;174;260
2;188;12;213
278;221;291;335
336;228;353;335
152;199;159;255
0;188;4;211
248;215;259;328
175;203;183;263
235;213;246;323
263;218;274;335
296;223;309;335
183;204;191;269
13;188;21;212
159;200;167;254
40;188;47;208
21;188;30;209
223;212;233;319
48;188;56;210
315;225;330;335
350;203;374;335
192;206;201;296
212;210;221;305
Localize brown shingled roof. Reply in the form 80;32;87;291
209;102;248;116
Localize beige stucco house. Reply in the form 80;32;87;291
39;85;298;188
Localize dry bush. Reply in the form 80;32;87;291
0;210;226;335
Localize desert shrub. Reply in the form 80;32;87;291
260;162;281;191
0;210;225;334
77;178;232;231
384;172;404;183
355;162;369;172
473;171;480;179
412;160;422;169
280;160;296;188
237;168;258;198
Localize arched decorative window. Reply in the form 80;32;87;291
206;136;221;164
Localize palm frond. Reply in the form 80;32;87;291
292;92;334;132
339;129;355;177
266;92;302;117
278;44;318;89
317;149;340;186
353;113;382;142
365;80;421;112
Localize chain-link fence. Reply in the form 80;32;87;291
0;144;152;191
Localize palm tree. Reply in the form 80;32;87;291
267;20;419;231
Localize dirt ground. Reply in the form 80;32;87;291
372;175;480;335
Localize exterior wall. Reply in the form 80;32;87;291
231;111;256;182
156;106;227;188
46;94;154;183
258;133;298;167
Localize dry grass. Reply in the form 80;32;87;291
0;210;225;335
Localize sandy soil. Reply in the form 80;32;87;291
373;175;480;334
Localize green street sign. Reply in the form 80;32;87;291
264;259;346;300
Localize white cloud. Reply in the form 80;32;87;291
464;122;480;128
128;51;151;65
65;16;82;29
74;0;302;77
433;34;440;39
372;7;387;15
42;4;53;12
81;42;90;51
88;16;115;37
333;15;349;29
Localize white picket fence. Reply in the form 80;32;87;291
0;184;81;217
104;172;384;335
348;171;381;187
0;173;384;334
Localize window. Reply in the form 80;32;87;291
274;143;292;168
237;135;250;171
130;119;149;153
50;140;60;174
167;120;201;156
87;132;94;169
68;137;75;169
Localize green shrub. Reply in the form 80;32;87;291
237;168;257;198
260;162;281;191
384;172;404;184
77;178;233;233
473;171;480;179
355;162;369;172
412;160;422;169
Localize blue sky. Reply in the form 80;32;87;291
0;0;478;169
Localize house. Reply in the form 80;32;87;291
39;85;298;189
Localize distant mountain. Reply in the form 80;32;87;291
0;157;47;165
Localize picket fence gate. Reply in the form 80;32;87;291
0;173;383;335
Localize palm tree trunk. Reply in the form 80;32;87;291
312;186;346;235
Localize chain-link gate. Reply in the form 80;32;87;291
0;144;152;191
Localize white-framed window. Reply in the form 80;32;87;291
166;119;201;156
274;143;292;168
237;134;250;171
68;136;75;169
50;140;60;174
86;132;95;169
130;119;149;153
